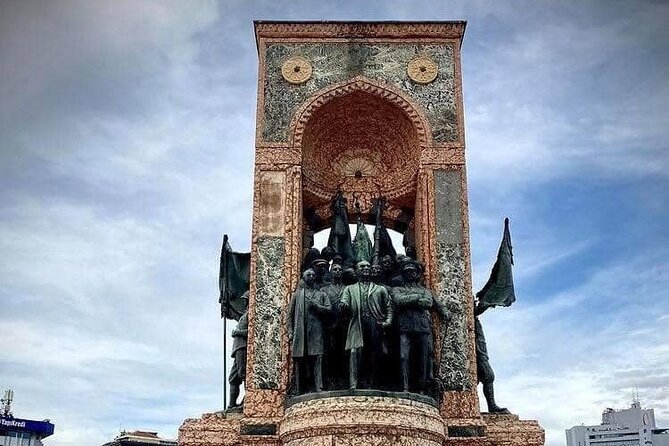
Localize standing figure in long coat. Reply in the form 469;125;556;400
391;261;434;393
321;263;347;389
340;261;393;390
288;269;331;394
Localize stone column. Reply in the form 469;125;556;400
244;148;302;420
414;32;484;432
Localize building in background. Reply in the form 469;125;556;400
0;389;55;446
100;430;177;446
566;400;669;446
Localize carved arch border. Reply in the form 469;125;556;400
290;75;434;149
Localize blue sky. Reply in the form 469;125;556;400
0;1;667;445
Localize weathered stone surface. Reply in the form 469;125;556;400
258;171;287;236
286;389;438;409
253;236;285;389
262;43;457;143
482;413;545;446
178;412;242;446
435;242;469;389
434;170;463;244
433;170;470;390
243;389;285;419
445;439;486;446
178;412;281;446
280;395;445;446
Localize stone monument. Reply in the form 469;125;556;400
179;21;545;446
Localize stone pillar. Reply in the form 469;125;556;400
244;149;302;420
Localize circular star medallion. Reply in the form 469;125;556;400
281;56;312;84
407;56;438;84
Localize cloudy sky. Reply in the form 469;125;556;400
1;1;667;445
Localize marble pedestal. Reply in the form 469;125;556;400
280;394;445;446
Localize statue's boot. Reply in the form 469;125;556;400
401;359;410;392
483;382;510;414
228;385;240;409
295;361;302;395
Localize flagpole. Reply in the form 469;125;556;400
372;198;381;265
221;234;229;410
223;316;227;410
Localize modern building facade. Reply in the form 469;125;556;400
566;402;669;446
100;430;177;446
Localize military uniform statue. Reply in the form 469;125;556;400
340;261;393;390
474;218;515;413
311;257;331;289
475;301;510;413
288;269;331;394
391;261;434;393
228;309;248;409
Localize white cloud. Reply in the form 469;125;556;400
480;253;669;446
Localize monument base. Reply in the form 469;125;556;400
280;394;445;446
178;400;544;446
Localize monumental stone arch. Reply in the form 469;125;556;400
179;21;545;446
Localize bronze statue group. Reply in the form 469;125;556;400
222;193;514;414
288;251;438;396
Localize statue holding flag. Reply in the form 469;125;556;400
219;235;251;410
475;218;514;414
371;197;396;267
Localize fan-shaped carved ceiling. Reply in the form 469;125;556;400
301;90;421;204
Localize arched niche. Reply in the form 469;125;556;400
294;79;429;235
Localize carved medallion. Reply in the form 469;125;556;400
407;56;438;84
281;56;312;84
332;149;385;179
337;157;379;178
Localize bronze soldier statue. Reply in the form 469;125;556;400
391;261;434;393
474;218;515;413
311;257;331;289
227;307;248;409
475;300;510;413
288;269;331;394
378;254;395;286
340;261;393;390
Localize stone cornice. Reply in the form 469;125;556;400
254;21;466;51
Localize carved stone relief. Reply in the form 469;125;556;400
262;43;457;143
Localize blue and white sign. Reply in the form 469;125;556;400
0;416;55;438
